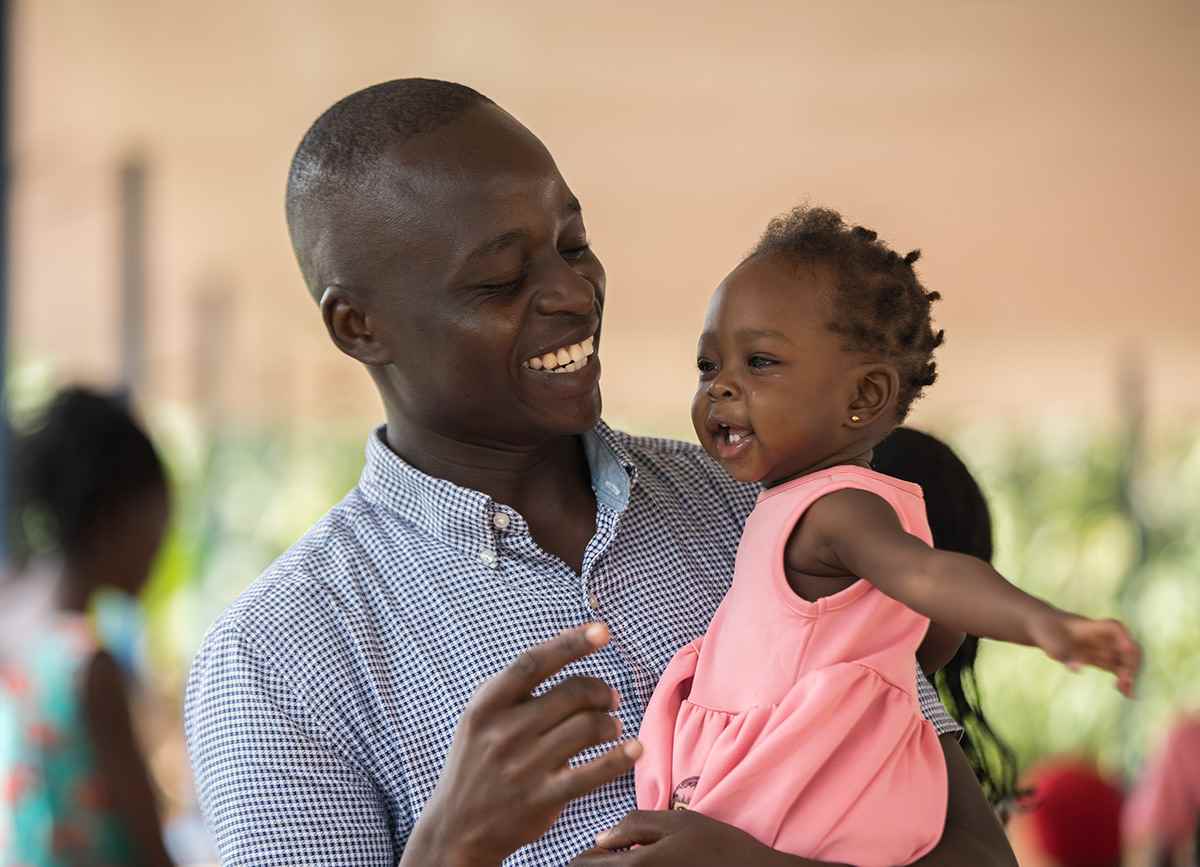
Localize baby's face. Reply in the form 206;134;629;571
691;256;863;484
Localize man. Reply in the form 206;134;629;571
185;78;1017;866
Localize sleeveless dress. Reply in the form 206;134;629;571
0;616;136;866
635;466;948;867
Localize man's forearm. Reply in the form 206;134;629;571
913;735;1017;867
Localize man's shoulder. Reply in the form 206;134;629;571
603;425;758;499
192;488;387;671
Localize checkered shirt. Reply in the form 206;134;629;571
184;422;960;866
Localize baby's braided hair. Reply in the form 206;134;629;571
751;206;944;422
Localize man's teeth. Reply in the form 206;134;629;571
524;336;596;373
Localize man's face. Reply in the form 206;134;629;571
338;104;606;447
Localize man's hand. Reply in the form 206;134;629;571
403;623;642;867
1028;612;1142;696
569;810;844;867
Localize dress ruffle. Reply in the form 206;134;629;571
636;637;946;867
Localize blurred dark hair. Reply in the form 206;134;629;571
873;426;1021;810
15;387;166;558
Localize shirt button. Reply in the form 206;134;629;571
479;548;498;568
588;592;600;610
492;512;510;531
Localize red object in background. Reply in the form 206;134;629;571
1023;760;1124;867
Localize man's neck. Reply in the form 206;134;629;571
383;410;595;515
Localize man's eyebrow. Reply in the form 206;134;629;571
463;199;581;265
464;229;530;264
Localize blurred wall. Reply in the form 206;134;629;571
11;0;1199;436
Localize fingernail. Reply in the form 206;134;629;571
624;740;643;759
610;688;620;710
614;718;623;737
585;623;609;646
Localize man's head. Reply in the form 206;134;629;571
286;79;605;447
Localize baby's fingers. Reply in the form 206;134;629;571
1081;619;1142;696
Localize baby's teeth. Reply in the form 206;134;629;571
529;356;543;370
569;344;584;363
556;348;571;366
542;352;558;369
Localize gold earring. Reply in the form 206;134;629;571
850;415;861;423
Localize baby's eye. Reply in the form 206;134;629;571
697;358;717;376
748;355;776;369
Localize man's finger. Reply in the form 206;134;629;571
593;808;675;849
569;847;640;865
546;739;643;804
536;709;622;768
473;623;610;713
514;675;618;735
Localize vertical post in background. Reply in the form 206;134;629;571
0;0;11;566
119;155;147;401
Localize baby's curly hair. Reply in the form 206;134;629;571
751;206;944;422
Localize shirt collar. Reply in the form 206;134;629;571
358;423;638;554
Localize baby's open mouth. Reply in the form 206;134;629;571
714;423;755;458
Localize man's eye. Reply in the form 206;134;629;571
480;275;525;295
560;244;591;262
697;358;717;375
748;355;776;369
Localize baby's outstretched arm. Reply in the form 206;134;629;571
793;488;1141;696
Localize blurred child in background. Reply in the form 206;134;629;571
0;387;175;866
872;426;1022;815
877;429;1128;867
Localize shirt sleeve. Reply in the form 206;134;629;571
915;662;962;737
184;614;404;866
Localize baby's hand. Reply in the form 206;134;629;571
1029;612;1142;697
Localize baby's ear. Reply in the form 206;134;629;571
846;363;900;427
320;285;392;366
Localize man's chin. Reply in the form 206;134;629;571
542;390;603;436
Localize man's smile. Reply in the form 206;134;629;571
523;334;595;374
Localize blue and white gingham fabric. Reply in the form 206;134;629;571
184;422;960;866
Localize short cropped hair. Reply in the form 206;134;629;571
285;78;494;297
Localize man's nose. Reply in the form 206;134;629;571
535;261;598;317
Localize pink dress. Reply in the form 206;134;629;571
635;466;948;866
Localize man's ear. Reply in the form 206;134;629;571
846;363;901;428
320;285;391;366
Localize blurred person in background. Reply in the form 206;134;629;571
1124;714;1200;866
872;426;1022;816
876;431;1129;867
0;387;176;866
